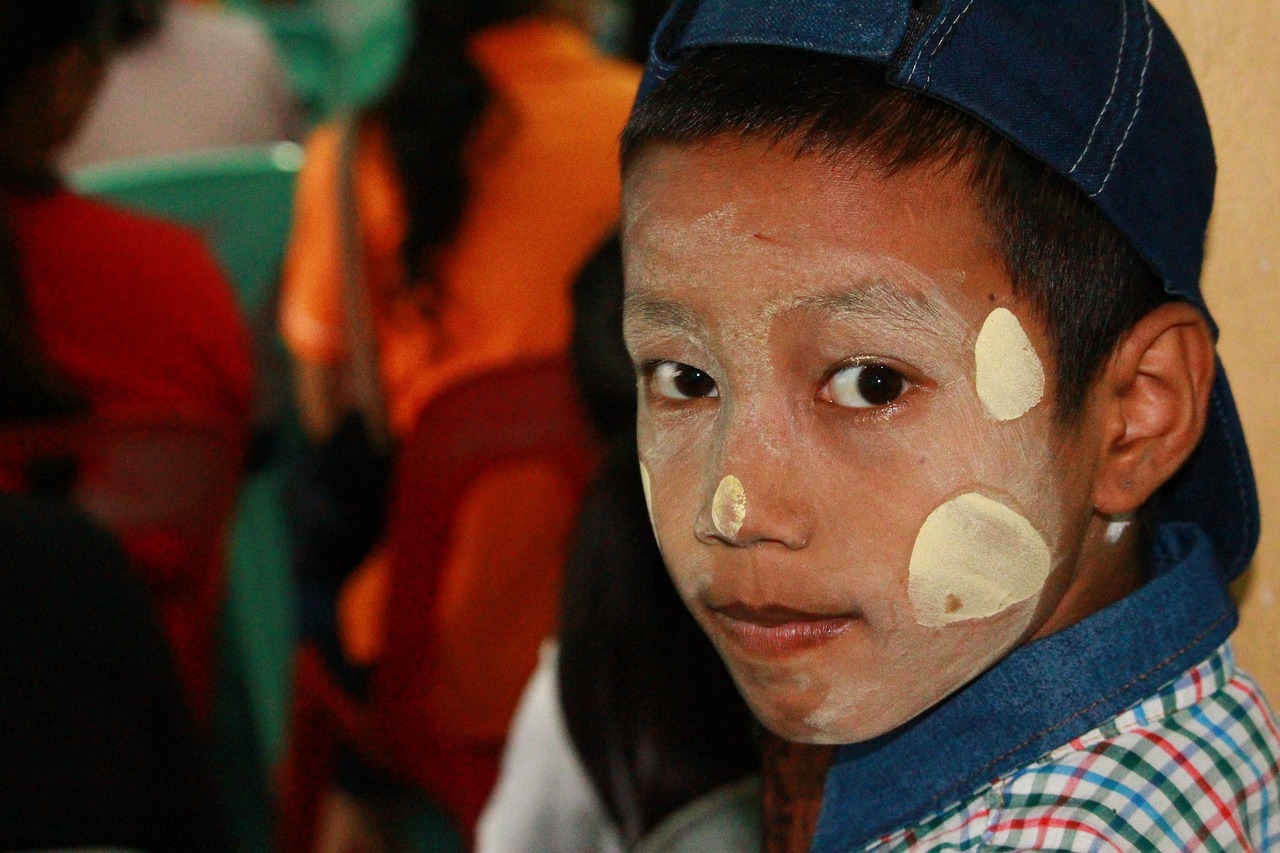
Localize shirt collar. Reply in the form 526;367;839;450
812;522;1238;851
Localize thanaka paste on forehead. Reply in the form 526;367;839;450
908;492;1051;627
712;475;747;538
975;308;1045;421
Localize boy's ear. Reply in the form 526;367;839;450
1091;302;1216;516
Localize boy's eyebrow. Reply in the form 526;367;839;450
623;281;954;336
789;281;945;328
622;292;706;333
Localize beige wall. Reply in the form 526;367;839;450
1156;2;1280;698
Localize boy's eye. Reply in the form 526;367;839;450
649;361;719;400
822;363;909;409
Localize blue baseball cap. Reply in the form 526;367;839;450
633;0;1259;583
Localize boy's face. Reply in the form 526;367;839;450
622;138;1106;744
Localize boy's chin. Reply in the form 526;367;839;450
718;603;1041;746
739;679;934;746
751;700;917;746
733;656;993;746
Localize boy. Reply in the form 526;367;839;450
619;0;1280;850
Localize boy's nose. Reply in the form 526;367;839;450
694;419;813;549
694;471;812;549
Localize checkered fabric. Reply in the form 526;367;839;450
859;643;1280;852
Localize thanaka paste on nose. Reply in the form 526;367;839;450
975;307;1045;421
908;492;1051;627
712;474;747;538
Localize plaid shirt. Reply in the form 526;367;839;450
860;643;1280;852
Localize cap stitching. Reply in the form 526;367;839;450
1093;0;1153;198
1069;0;1129;178
904;4;942;83
925;0;978;88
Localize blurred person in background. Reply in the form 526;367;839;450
61;0;303;170
477;8;764;850
278;0;638;846
0;0;255;715
0;493;232;852
478;234;762;852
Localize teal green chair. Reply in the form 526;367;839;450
72;144;306;853
229;0;410;122
71;143;304;318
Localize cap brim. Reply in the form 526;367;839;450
1152;360;1259;582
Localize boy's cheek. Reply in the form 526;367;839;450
749;602;1041;744
635;360;1084;739
637;436;714;597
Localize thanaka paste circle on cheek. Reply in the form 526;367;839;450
975;307;1045;421
908;492;1051;627
712;474;747;538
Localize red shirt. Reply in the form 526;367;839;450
5;188;254;717
10;189;253;426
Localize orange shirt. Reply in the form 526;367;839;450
280;17;639;436
278;16;638;773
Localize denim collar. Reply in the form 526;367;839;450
812;522;1238;851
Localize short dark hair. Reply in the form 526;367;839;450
622;46;1167;419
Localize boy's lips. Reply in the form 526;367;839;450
705;601;856;658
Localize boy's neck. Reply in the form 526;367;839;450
762;733;836;853
1031;514;1146;642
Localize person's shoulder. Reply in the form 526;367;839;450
575;47;643;88
481;19;641;97
167;2;278;63
44;192;250;362
58;189;191;239
980;643;1280;851
55;191;226;281
19;190;215;273
560;48;642;103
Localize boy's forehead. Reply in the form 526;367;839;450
622;140;1003;318
624;140;914;240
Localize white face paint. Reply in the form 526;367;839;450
640;461;659;546
975;307;1046;421
622;139;1099;746
1105;515;1133;545
908;492;1052;627
712;474;747;538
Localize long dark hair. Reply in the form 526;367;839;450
374;0;543;310
560;235;759;844
0;0;105;419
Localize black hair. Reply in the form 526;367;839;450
561;234;759;843
372;0;543;311
0;0;104;420
569;235;640;441
622;47;1167;419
